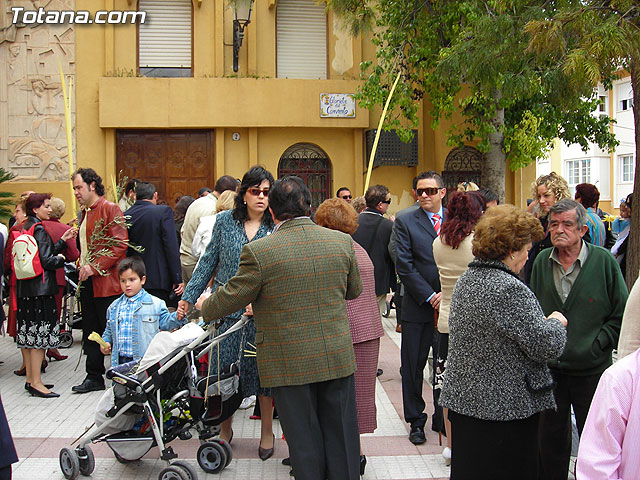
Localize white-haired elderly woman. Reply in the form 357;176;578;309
440;204;567;480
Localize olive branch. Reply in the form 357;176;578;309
75;215;144;300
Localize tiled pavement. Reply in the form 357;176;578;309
1;311;453;480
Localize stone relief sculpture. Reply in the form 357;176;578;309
0;0;75;181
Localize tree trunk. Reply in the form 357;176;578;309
483;89;507;203
626;58;640;290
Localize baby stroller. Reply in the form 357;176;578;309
58;262;82;348
58;315;251;480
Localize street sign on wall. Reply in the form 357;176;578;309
320;93;356;118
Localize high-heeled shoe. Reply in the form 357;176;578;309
25;382;54;390
27;385;60;398
258;434;275;461
41;359;48;373
360;455;367;475
46;349;68;361
219;429;233;445
13;366;26;376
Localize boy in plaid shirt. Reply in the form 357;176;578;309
100;257;186;366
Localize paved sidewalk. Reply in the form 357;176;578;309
1;312;451;480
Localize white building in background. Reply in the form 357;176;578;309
537;73;636;212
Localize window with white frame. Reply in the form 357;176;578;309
617;82;634;112
565;159;591;186
620;155;635;183
598;95;608;113
138;0;192;77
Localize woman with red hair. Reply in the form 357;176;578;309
432;190;485;465
15;193;75;398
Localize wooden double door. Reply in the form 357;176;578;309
116;130;215;207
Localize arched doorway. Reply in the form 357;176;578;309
442;146;484;197
278;143;332;211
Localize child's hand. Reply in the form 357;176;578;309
100;342;112;355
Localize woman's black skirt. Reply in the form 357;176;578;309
16;295;60;349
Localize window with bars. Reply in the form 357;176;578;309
620;155;635;183
278;143;332;211
565;159;591;186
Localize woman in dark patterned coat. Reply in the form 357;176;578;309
180;166;276;459
439;204;568;480
315;198;385;476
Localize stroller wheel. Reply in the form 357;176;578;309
197;441;227;474
77;445;95;476
172;460;199;480
217;439;233;467
59;447;80;480
59;332;73;349
158;466;189;480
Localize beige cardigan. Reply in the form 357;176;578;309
432;233;474;334
618;274;640;359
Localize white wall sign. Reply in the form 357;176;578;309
320;93;356;118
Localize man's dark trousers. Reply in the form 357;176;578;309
401;319;434;430
146;288;170;304
272;374;360;480
80;277;119;384
537;370;602;480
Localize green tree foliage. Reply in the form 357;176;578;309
0;168;16;221
526;0;640;288
327;0;617;202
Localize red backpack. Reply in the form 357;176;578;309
12;224;44;280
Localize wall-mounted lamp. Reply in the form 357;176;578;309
233;0;254;72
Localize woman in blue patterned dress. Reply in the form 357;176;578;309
179;166;276;459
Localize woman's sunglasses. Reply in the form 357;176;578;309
247;187;270;196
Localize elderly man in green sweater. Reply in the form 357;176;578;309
531;198;628;480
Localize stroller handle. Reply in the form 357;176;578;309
106;369;144;392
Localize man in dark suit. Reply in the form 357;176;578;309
192;176;363;480
388;177;419;333
394;170;446;445
352;184;395;315
125;182;183;303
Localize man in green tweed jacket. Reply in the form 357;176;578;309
201;176;363;480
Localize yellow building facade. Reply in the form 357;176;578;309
0;0;531;222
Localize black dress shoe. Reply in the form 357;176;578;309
360;455;367;475
25;382;54;390
282;457;291;466
409;425;426;445
71;378;105;394
27;385;60;398
258;434;275;461
377;368;383;377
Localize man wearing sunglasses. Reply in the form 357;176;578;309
394;170;446;445
352;185;396;317
337;187;353;203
